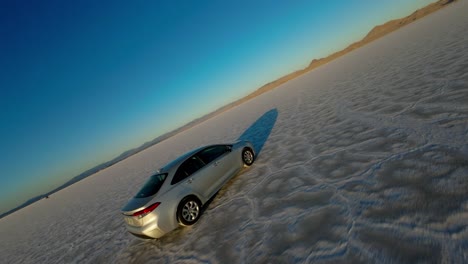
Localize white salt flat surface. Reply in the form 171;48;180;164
1;1;468;263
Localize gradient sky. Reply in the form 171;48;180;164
0;0;435;214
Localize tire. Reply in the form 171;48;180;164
242;148;255;166
177;196;202;226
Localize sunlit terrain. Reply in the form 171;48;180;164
1;1;467;263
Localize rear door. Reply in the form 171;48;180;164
196;145;238;196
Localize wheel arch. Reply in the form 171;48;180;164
176;194;203;225
241;146;255;166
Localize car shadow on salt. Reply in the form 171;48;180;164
237;108;278;159
201;108;278;212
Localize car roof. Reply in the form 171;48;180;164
159;143;234;173
160;145;212;172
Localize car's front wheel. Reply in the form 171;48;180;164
242;148;255;166
177;196;202;226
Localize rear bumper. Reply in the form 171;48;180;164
124;215;168;239
123;203;180;239
126;223;166;239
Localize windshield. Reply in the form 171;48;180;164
134;173;167;198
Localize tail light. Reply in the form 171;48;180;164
132;202;160;219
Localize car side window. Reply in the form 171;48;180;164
171;156;205;185
197;145;230;164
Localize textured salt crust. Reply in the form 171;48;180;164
1;1;468;263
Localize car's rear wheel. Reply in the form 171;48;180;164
242;148;255;166
177;196;202;226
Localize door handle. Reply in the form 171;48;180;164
214;161;219;167
187;178;193;183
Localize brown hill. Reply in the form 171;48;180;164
306;0;456;71
201;0;457;127
209;0;457;118
364;0;454;42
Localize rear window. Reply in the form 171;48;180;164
134;173;167;198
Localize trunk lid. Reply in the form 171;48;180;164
121;196;154;215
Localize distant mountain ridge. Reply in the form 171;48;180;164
306;0;456;71
220;0;457;107
0;0;457;219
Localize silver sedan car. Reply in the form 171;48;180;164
121;141;255;239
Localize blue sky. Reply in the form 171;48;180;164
0;0;434;214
